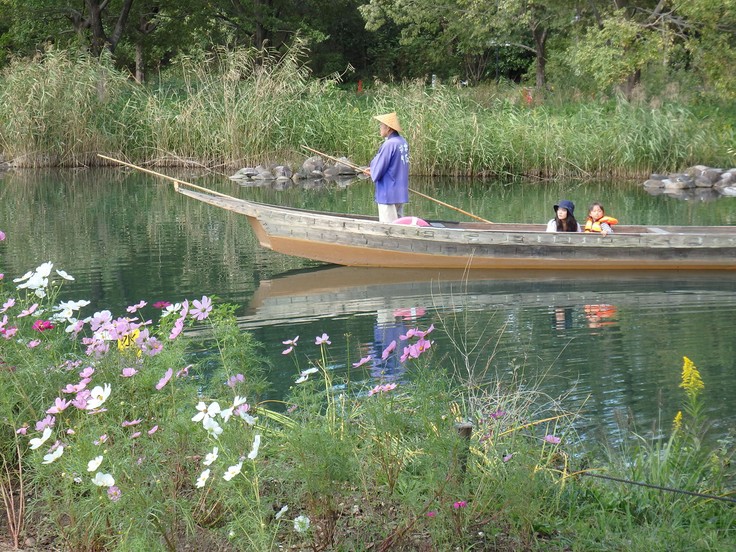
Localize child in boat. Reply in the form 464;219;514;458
546;199;581;232
584;202;618;236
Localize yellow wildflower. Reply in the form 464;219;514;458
679;356;704;396
673;410;682;431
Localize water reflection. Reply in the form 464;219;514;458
242;265;736;444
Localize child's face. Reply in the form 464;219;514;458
589;205;604;220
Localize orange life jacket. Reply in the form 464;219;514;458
584;215;618;233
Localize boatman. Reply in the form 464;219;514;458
366;112;409;223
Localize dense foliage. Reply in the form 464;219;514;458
0;0;734;98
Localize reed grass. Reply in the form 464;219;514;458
0;45;733;175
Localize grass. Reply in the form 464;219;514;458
0;252;734;551
0;45;734;175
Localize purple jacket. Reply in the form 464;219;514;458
370;133;409;205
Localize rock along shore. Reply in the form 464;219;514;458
643;165;736;200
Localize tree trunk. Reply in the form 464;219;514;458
135;43;144;84
533;26;547;89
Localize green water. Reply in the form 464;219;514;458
1;168;735;444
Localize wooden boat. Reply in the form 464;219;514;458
174;181;736;270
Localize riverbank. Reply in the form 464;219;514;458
1;250;734;551
0;48;734;177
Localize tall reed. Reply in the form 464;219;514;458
0;45;732;175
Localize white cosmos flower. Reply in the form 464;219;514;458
223;462;242;481
203;447;219;466
29;427;53;450
240;413;257;426
295;367;319;384
219;407;233;423
192;401;221;423
55;269;74;281
293;515;310;533
196;469;210;488
42;445;64;464
87;455;103;472
91;472;115;487
233;396;248;408
275;505;288;520
247;434;261;460
36;262;54;278
203;416;223;438
161;303;181;317
86;384;111;410
13;270;33;283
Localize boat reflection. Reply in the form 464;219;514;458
239;266;736;330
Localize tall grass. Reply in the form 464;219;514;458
0;45;733;175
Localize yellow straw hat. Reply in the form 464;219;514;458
374;112;402;133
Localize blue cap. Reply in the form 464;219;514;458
554;200;575;216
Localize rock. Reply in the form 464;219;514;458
230;167;258;180
663;175;694;189
702;168;724;184
643;179;665;188
649;173;668;180
684;165;708;177
694;175;715;188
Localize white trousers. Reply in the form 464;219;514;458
378;204;404;223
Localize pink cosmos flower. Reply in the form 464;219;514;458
490;410;506;420
352;355;372;367
28;340;41;348
35;415;56;431
190;296;212;321
2;327;18;339
16;427;27;435
155;368;173;390
0;230;5;241
130;431;142;439
79;367;95;379
227;373;244;388
126;300;147;313
122;419;142;427
46;397;71;414
147;425;159;435
282;336;299;346
121;367;138;378
169;317;184;340
503;453;513;463
544;435;561;444
426;511;437;518
282;346;294;355
107;486;121;501
32;319;54;331
176;365;192;378
94;434;108;445
0;298;15;313
153;301;171;309
18;303;39;318
315;333;331;345
381;340;397;360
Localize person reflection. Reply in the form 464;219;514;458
371;308;408;381
552;306;573;332
584;304;618;329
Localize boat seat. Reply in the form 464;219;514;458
647;227;671;234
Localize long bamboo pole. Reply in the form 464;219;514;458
301;145;493;224
98;155;236;199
